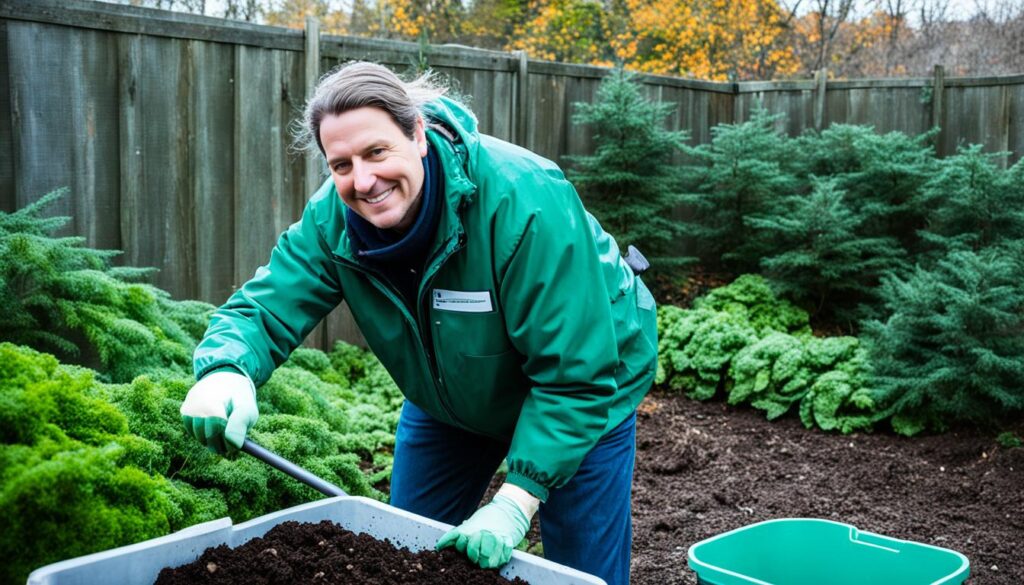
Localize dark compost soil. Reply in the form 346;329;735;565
154;520;527;585
629;392;1024;585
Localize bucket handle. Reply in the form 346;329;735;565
849;528;901;553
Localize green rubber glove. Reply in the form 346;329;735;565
180;369;258;455
436;487;536;569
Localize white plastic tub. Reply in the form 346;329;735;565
27;496;605;585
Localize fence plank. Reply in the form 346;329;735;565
0;19;13;213
119;35;196;297
8;22;76;224
527;72;567;161
489;69;514;143
281;49;307;222
563;72;598;163
673;87;709;147
233;45;298;287
932;65;945;156
943;85;1011;163
1;0;305;51
233;44;275;285
1009;84;1024;165
71;27;121;253
303;17;320;198
191;40;236;305
7;22;120;250
814;69;827;130
514;51;528;146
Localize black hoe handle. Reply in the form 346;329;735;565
241;439;347;497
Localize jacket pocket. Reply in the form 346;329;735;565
612;278;658;384
431;310;528;438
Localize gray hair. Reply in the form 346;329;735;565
296;62;448;156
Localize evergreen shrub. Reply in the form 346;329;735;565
0;189;214;382
678;107;799;274
793;124;935;251
863;246;1024;435
916;145;1024;257
568;68;691;269
747;176;907;324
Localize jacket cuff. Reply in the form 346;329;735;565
205;365;244;378
194;359;253;383
505;471;549;503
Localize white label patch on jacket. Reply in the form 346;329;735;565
432;289;494;312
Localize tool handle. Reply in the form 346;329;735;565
241;439;347;497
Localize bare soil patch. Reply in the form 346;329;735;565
630;392;1024;584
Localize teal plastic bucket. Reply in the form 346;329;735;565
688;518;970;585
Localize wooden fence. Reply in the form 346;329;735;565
2;0;1023;349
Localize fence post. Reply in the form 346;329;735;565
932;64;945;157
301;16;326;349
304;16;321;198
515;50;529;147
814;68;828;130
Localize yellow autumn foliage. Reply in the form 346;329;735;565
264;0;348;35
506;0;799;80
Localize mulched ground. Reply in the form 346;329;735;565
629;391;1024;585
154;520;527;585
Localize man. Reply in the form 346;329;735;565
180;61;657;585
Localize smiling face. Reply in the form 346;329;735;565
321;106;429;232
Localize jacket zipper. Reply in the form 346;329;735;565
416;229;467;421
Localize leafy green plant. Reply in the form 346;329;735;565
656;275;876;432
1;338;406;583
863;247;1024;435
656;275;809;400
656;304;758;399
0;189;214;382
568;68;691;269
996;432;1022;449
102;343;403;523
798;368;876;434
695;274;810;336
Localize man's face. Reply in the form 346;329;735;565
321;106;428;232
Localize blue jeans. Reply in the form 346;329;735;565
390;400;637;585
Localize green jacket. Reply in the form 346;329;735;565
194;97;658;501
